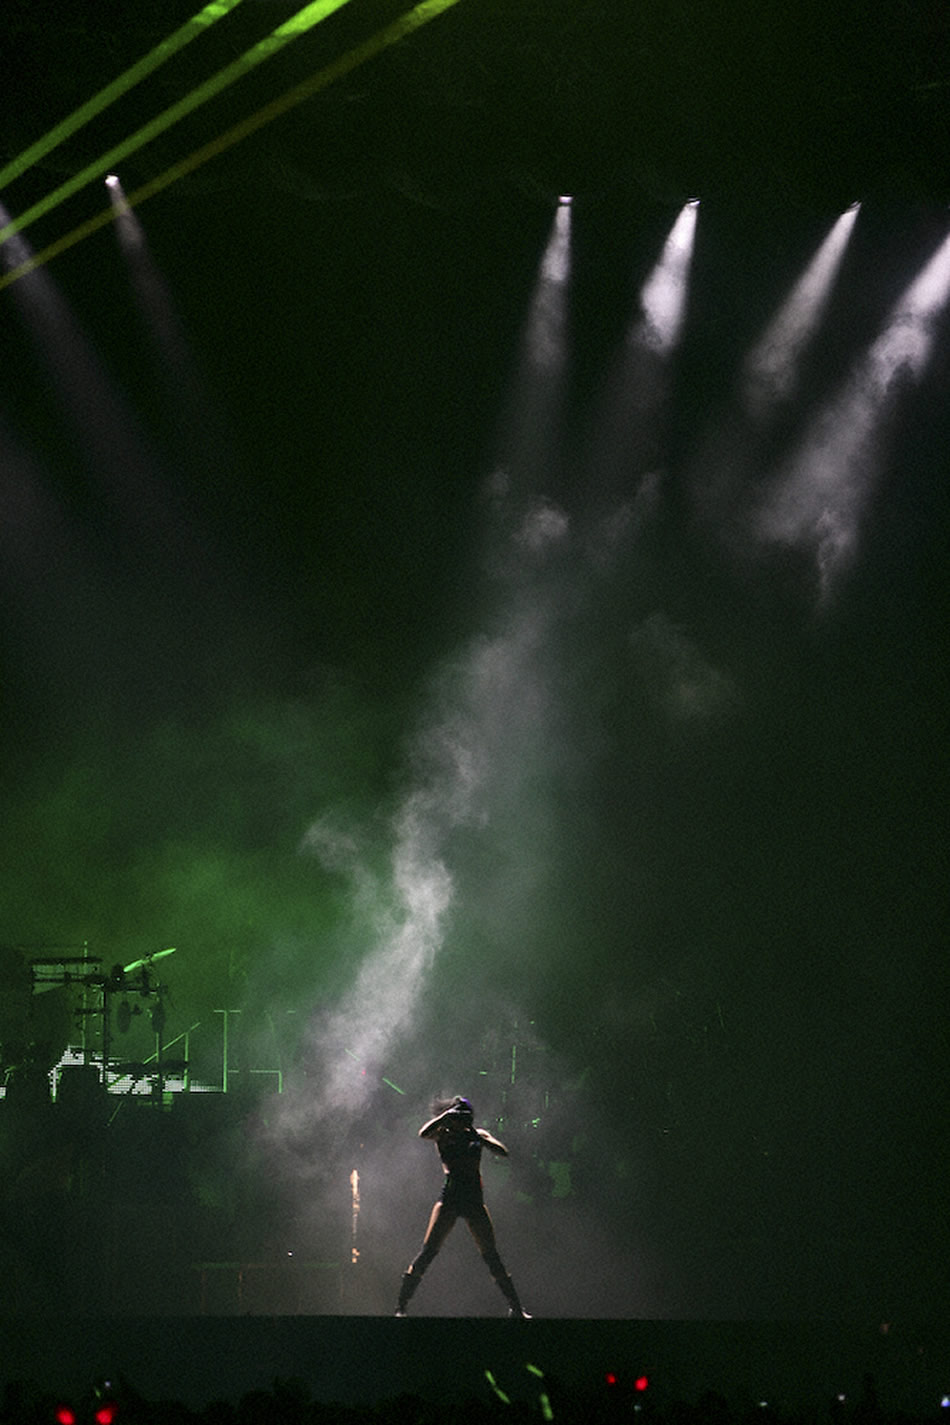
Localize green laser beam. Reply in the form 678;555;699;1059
0;0;247;192
484;1372;512;1405
0;0;355;249
0;0;467;294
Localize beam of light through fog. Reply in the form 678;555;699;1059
0;203;44;284
741;205;860;419
682;210;860;545
0;202;210;565
107;174;143;250
638;201;698;352
491;204;572;494
586;207;701;496
754;226;950;599
0;200;143;483
0;202;86;362
529;202;571;366
107;177;203;391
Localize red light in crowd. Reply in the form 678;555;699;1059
605;1372;618;1386
635;1376;650;1392
95;1406;117;1425
54;1409;76;1425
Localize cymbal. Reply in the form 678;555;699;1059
122;947;177;974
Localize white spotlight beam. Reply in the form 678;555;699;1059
876;226;950;376
638;200;699;352
530;201;572;364
756;226;950;599
583;202;698;495
492;202;573;493
742;204;860;418
107;178;178;354
105;174;139;234
0;196;199;547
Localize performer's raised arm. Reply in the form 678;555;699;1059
418;1103;469;1139
476;1128;508;1156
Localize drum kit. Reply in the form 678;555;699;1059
25;943;186;1097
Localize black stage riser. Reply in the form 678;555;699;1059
0;1318;942;1416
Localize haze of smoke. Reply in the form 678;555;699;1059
308;812;455;1119
263;483;743;1287
516;499;570;553
300;817;363;876
630;612;739;725
0;678;398;1036
272;496;577;1149
752;385;881;602
583;475;661;572
294;637;561;1125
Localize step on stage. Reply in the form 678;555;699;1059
0;1317;940;1417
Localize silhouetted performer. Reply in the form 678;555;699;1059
396;1096;528;1317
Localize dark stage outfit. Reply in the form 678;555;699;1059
395;1098;528;1317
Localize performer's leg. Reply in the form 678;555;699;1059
396;1202;457;1315
466;1204;528;1317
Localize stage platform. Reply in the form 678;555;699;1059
0;1316;943;1417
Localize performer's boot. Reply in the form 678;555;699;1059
395;1270;419;1317
496;1272;530;1319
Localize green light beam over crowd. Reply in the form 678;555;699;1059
0;0;467;295
0;0;356;250
0;0;247;193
